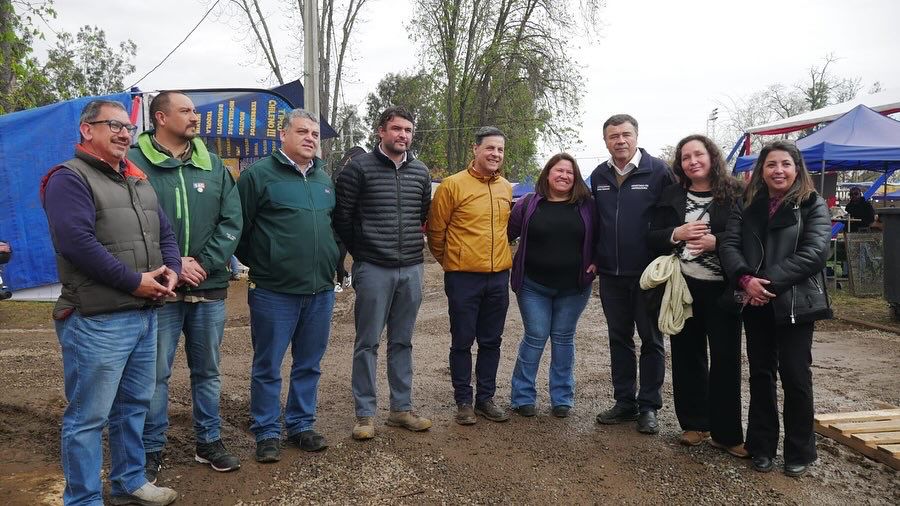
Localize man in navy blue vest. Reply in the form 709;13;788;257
589;114;674;434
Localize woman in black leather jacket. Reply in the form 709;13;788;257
648;135;746;457
719;140;832;477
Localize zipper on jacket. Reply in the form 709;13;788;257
789;203;801;324
488;181;495;272
175;186;182;220
302;172;321;293
395;169;403;262
614;188;621;275
177;167;191;256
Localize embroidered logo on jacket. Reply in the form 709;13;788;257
630;184;649;190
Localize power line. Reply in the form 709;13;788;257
128;0;221;89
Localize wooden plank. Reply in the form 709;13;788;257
852;431;900;446
815;422;900;471
814;409;900;424
831;419;900;435
877;444;900;458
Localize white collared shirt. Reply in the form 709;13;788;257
279;149;315;175
608;149;642;177
378;143;408;169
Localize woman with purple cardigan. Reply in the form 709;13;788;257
508;153;597;418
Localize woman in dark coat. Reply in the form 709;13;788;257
719;140;832;477
648;135;746;456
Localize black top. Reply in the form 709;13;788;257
524;200;584;290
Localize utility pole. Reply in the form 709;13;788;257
303;0;321;156
706;108;718;139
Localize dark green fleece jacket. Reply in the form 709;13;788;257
235;151;338;294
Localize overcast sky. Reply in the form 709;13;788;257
41;0;900;175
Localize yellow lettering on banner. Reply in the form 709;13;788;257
238;111;246;135
227;100;235;136
249;101;257;136
226;138;232;156
205;111;213;134
244;138;250;154
265;99;277;138
216;104;224;135
253;143;259;157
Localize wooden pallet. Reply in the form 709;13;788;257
814;408;900;470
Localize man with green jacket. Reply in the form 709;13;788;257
129;91;243;482
236;109;339;463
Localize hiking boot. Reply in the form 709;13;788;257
679;431;710;446
195;439;241;472
287;430;328;452
474;400;509;422
455;404;477;425
551;405;571;418
144;451;162;485
710;440;750;458
386;410;433;431
352;416;376;440
255;438;281;463
109;482;178;506
513;404;537;417
596;403;639;425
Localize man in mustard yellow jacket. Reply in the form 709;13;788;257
427;127;513;425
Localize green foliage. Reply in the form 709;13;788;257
0;1;136;115
43;26;137;101
364;71;447;176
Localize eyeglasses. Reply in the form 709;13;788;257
87;120;138;135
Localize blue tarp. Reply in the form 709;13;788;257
0;93;133;290
734;105;900;173
512;181;534;198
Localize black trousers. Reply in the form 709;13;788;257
598;274;665;412
671;278;743;445
444;270;510;406
743;305;816;465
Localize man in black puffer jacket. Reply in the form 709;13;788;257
334;106;433;441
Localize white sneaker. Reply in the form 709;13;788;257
334;283;343;293
109;482;178;506
342;275;352;289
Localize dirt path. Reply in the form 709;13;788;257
1;258;898;505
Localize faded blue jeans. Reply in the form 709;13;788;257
144;299;226;452
511;277;591;409
249;286;335;441
56;308;157;505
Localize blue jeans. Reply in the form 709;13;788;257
56;308;157;505
511;277;590;409
249;286;335;441
144;300;226;452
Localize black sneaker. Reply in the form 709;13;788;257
145;451;162;484
195;440;241;472
255;438;281;463
636;410;659;434
287;430;328;452
595;403;639;424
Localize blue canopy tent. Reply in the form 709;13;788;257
512;180;535;199
734;105;900;236
734;105;900;174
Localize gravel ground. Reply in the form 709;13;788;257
1;257;898;505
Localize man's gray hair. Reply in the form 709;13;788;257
602;114;638;136
281;108;318;130
474;126;506;145
79;100;126;124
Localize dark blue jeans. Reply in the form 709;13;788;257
444;270;510;406
249;286;335;441
511;277;591;409
144;299;226;453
